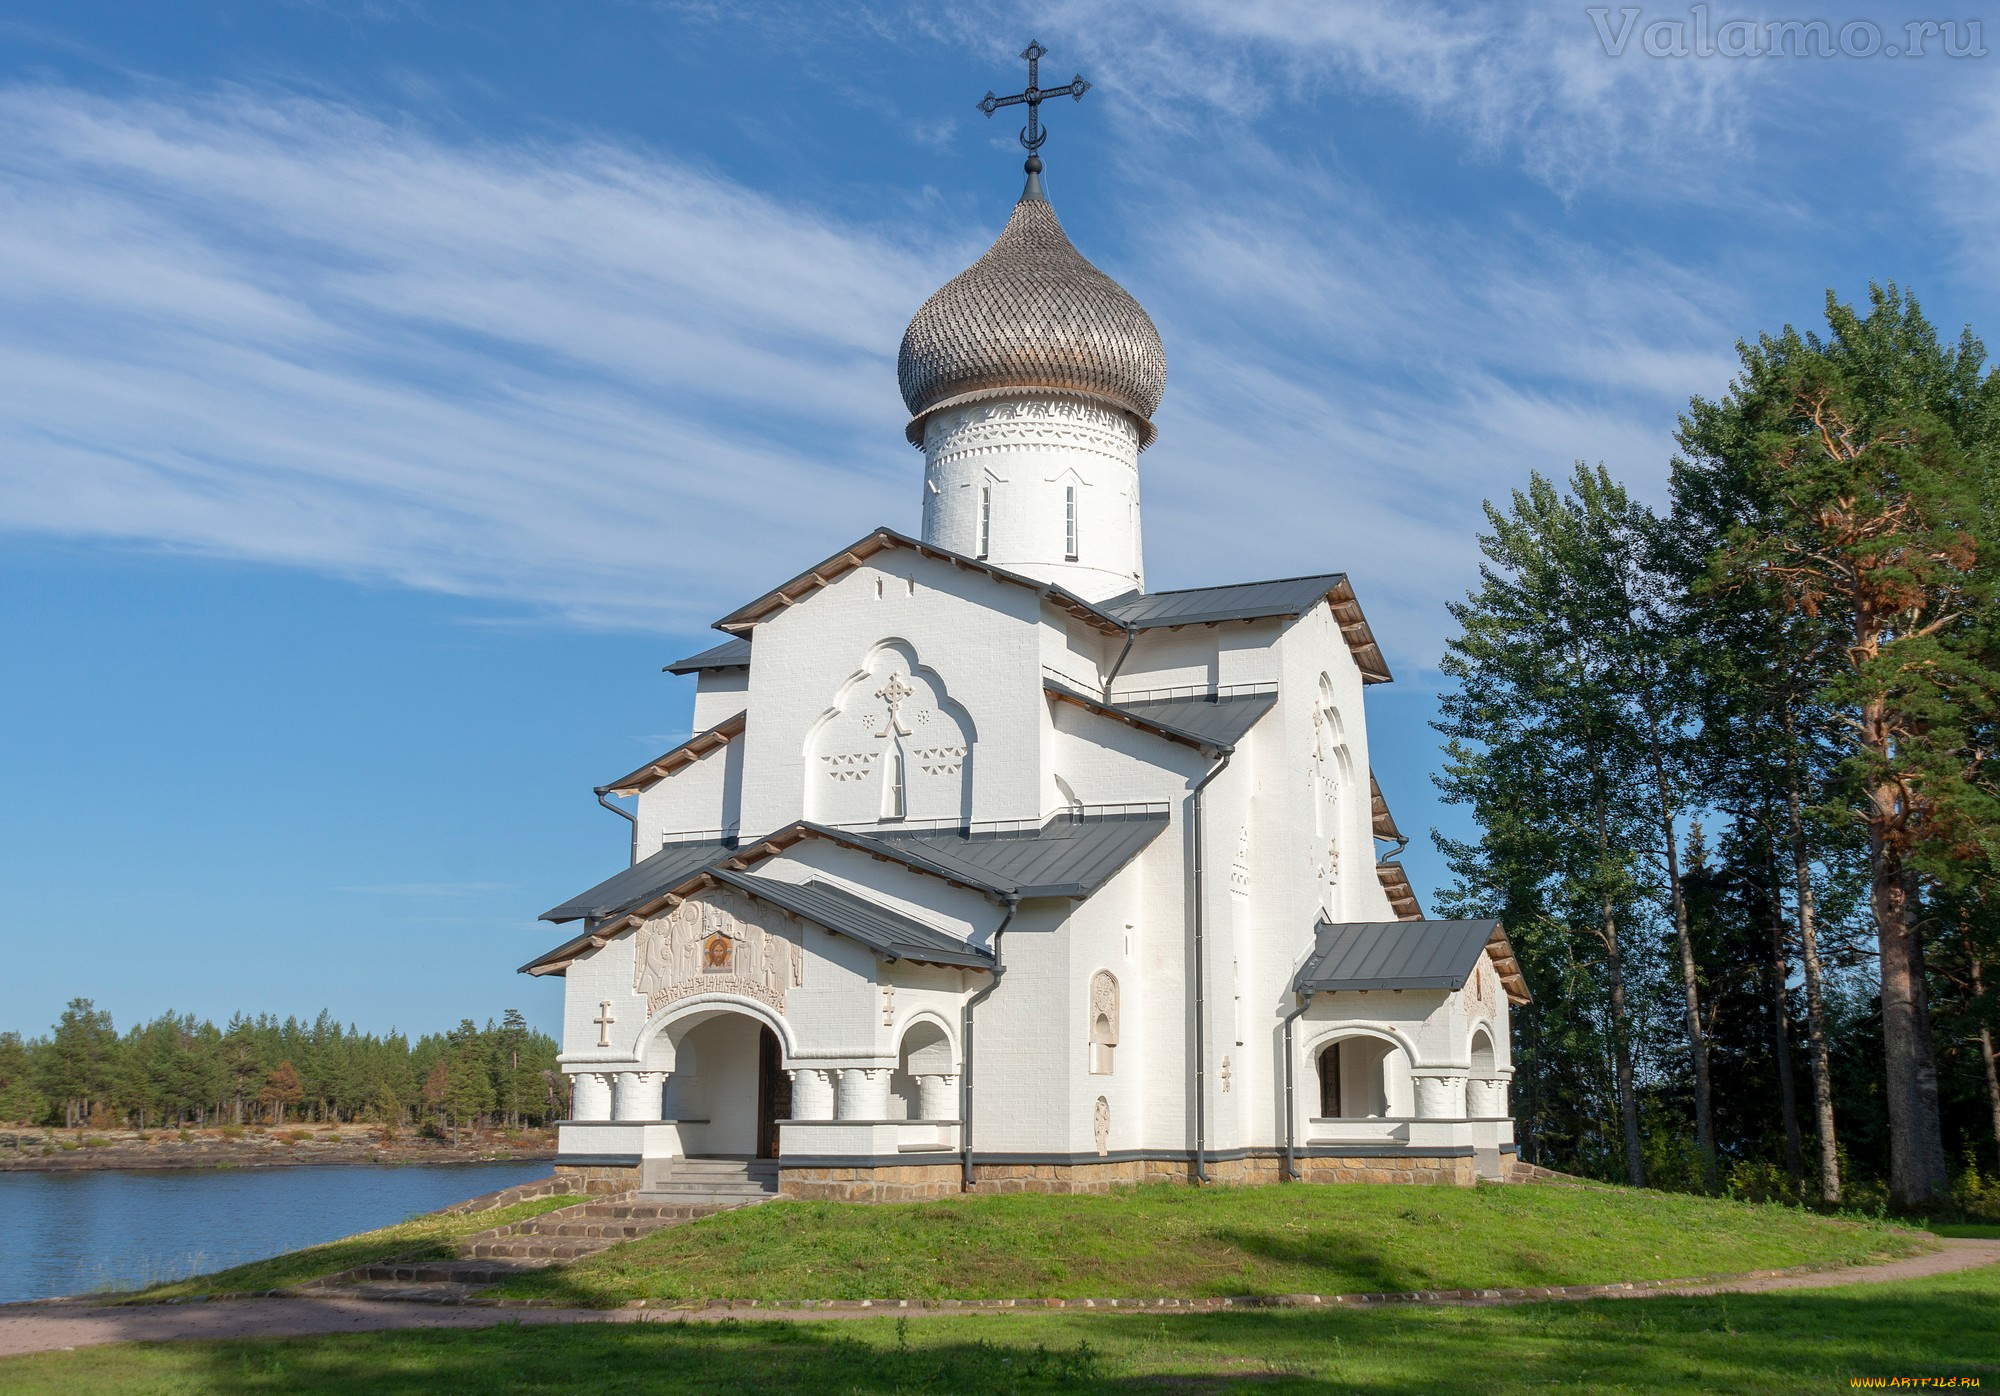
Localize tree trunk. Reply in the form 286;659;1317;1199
1972;955;2000;1170
1767;858;1803;1186
1870;789;1949;1209
1602;892;1646;1187
1646;720;1716;1189
1787;743;1842;1203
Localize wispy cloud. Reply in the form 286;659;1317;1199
0;73;1747;670
0;85;951;629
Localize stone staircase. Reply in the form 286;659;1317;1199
642;1156;781;1205
316;1161;780;1301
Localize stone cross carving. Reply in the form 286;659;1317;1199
875;673;916;738
881;984;896;1026
593;1000;615;1048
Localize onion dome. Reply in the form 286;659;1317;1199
898;168;1166;448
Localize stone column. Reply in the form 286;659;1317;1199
1465;1077;1501;1118
835;1066;891;1121
1412;1074;1465;1120
916;1073;959;1121
568;1070;613;1122
611;1071;666;1122
790;1068;836;1121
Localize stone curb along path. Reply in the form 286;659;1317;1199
1;1239;1994;1360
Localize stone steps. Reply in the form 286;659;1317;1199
640;1157;781;1207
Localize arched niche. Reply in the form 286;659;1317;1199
805;640;975;827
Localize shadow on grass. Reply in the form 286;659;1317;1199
9;1272;1999;1395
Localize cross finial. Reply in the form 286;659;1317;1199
977;39;1090;171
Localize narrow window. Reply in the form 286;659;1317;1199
977;485;992;559
1064;486;1078;560
881;746;906;820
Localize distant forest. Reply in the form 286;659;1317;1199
0;998;565;1131
1435;285;2000;1214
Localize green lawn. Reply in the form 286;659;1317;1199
132;1195;580;1301
7;1261;1997;1394
495;1182;1925;1305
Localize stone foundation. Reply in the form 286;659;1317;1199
779;1151;1477;1200
553;1162;643;1196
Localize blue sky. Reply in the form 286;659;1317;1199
2;2;1995;1038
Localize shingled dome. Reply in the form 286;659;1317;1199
898;173;1166;447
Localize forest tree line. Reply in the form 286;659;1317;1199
0;998;567;1133
1435;285;2000;1212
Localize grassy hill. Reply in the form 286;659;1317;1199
495;1181;1926;1306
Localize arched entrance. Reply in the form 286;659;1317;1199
659;1010;793;1159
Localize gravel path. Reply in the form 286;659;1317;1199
2;1239;1995;1359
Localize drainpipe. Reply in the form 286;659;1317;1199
960;897;1020;1191
1101;622;1138;702
1281;990;1314;1181
1188;747;1232;1184
594;785;637;863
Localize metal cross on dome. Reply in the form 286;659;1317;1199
978;40;1090;158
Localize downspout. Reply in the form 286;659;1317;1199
1101;622;1138;701
1281;989;1313;1181
1189;746;1232;1184
960;896;1020;1191
593;785;638;863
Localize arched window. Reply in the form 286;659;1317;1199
1089;970;1119;1075
881;746;906;820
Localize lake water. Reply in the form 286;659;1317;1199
0;1161;552;1303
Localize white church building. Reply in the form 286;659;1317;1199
524;129;1528;1200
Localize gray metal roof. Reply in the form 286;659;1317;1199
665;637;752;674
1114;691;1277;749
712;870;993;968
1100;575;1347;628
852;808;1170;899
540;837;735;924
1294;919;1501;994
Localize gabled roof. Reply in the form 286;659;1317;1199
664;638;752;675
530;807;1170;972
1294;918;1529;1006
1369;775;1405;844
540;836;737;924
711;528;1125;638
1044;678;1277;754
599;712;746;797
712;871;993;968
1100;576;1391;683
1376;861;1423;921
693;528;1391;683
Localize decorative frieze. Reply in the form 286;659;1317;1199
634;889;805;1016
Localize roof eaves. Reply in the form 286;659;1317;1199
1376;861;1424;921
599;711;748;797
1369;774;1405;844
1327;577;1393;685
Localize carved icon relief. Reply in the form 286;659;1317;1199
634;889;804;1015
1093;1096;1110;1156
